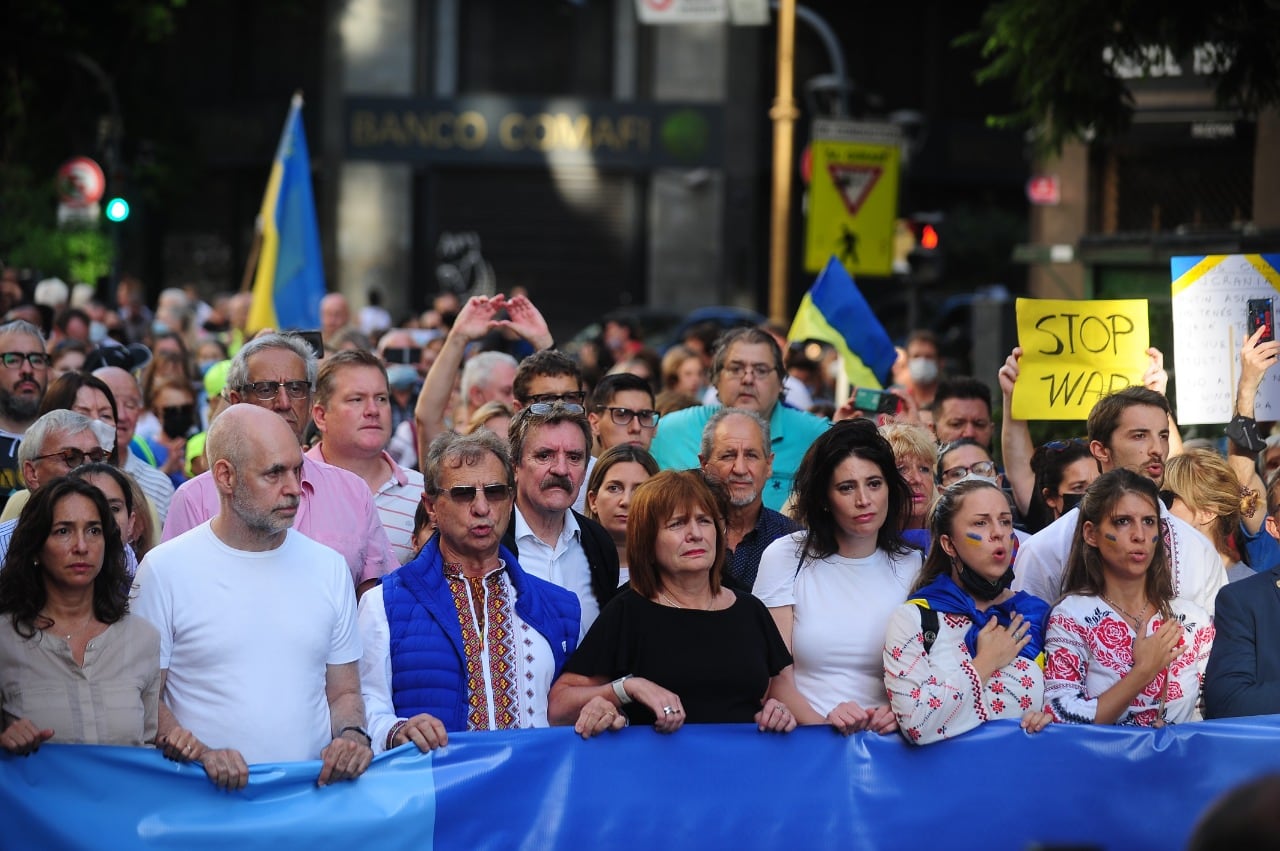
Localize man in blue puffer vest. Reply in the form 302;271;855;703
357;430;581;753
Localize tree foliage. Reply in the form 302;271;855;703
963;0;1280;151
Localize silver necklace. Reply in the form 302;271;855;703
1102;594;1149;627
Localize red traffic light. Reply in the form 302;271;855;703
920;224;939;250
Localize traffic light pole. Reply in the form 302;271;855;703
768;0;798;326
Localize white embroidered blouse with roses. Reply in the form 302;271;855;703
1044;594;1215;726
883;603;1046;745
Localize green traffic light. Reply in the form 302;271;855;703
105;197;130;222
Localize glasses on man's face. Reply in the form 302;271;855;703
240;380;311;401
0;352;50;369
598;406;660;428
439;483;512;504
721;362;776;381
526;391;586;407
526;401;585;416
939;460;998;486
34;447;112;470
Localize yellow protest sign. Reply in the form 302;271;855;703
1012;298;1150;420
804;139;899;277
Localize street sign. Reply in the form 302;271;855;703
805;134;900;277
56;157;105;207
634;0;728;24
1026;175;1061;206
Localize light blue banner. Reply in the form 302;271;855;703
6;719;1280;849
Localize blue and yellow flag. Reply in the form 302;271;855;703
788;256;896;389
248;93;324;333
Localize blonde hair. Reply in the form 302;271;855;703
1164;448;1256;561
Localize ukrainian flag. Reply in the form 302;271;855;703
248;93;324;333
788;257;896;389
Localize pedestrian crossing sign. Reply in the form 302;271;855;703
805;139;899;276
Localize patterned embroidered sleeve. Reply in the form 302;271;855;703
1043;609;1099;724
882;605;985;745
1190;620;1217;721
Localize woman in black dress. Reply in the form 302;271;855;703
549;470;796;737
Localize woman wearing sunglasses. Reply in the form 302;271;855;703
1023;438;1101;534
356;430;580;754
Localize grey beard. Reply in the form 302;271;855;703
729;490;758;508
0;388;40;423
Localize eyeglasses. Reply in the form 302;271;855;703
438;483;512;504
939;460;998;486
525;391;586;407
598;406;660;428
0;352;50;369
721;362;777;380
239;380;311;401
525;401;586;416
34;447;112;469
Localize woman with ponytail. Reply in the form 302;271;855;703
883;480;1052;744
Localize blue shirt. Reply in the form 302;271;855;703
726;506;803;589
649;401;831;512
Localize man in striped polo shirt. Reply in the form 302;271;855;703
308;349;424;566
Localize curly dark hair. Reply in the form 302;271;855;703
792;418;911;565
0;477;130;638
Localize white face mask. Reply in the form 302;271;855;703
908;357;939;384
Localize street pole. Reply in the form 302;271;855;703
768;0;798;326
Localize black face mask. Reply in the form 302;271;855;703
161;404;196;440
956;562;1015;602
1060;491;1084;513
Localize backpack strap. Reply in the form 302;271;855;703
908;599;940;654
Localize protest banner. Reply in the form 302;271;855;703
1171;253;1280;424
5;721;1280;849
1012;297;1149;420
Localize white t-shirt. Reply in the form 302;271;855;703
1011;503;1226;615
754;531;922;716
132;523;361;764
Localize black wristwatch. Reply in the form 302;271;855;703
1226;413;1268;454
338;725;372;747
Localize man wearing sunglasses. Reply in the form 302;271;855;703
355;430;580;753
587;373;659;456
162;333;396;592
0;320;50;511
0;409;114;561
502;402;620;638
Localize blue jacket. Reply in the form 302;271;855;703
382;536;581;731
1204;565;1280;719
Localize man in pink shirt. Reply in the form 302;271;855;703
162;333;395;589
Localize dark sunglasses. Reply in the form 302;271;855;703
35;447;112;469
1044;438;1088;452
439;483;512;504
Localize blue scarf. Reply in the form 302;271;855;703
909;574;1049;663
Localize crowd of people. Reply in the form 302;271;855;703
3;276;1280;797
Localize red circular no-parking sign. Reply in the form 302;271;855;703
56;157;106;207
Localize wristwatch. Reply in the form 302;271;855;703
338;725;372;747
611;675;634;705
